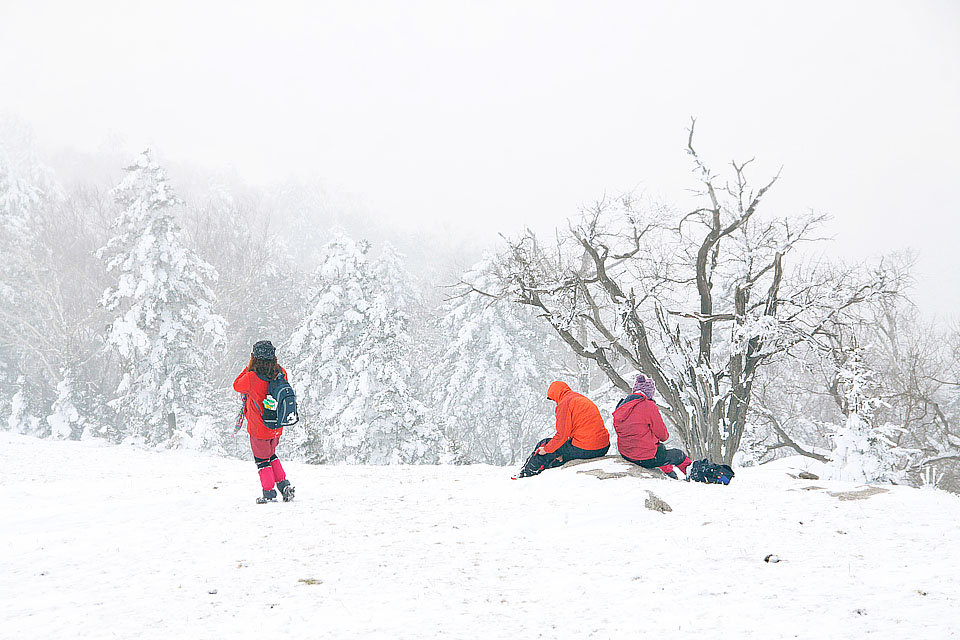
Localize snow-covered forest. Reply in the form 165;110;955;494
2;117;958;490
5;3;960;638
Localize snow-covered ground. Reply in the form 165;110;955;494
4;432;959;639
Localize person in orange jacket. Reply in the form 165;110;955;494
514;381;610;478
233;340;295;503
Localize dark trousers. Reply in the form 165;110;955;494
518;437;610;477
621;443;690;474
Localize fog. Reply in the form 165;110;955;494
2;1;958;314
1;2;959;485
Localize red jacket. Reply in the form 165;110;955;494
233;367;289;439
542;381;610;453
612;393;668;461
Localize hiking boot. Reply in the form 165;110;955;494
516;464;545;478
256;488;278;504
278;481;296;502
665;470;679;479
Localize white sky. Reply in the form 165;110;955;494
1;0;958;316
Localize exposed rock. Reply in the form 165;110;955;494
568;455;668;480
577;469;634;480
644;491;672;513
799;471;819;480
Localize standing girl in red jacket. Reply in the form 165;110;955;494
234;340;296;503
612;374;691;479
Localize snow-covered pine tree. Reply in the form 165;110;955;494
286;233;451;464
0;121;61;434
366;242;452;463
0;122;50;231
184;186;306;406
831;347;915;482
283;232;368;461
429;256;557;465
45;368;88;440
98;149;227;446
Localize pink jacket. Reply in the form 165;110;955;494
612;393;668;461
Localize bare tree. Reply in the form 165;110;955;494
860;296;960;481
485;122;902;463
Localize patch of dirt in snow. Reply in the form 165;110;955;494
827;486;890;501
791;484;891;501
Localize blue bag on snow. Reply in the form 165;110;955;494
686;458;735;485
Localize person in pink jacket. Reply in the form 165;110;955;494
233;340;295;503
612;374;691;479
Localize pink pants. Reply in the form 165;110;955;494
250;435;286;491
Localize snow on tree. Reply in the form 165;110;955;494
7;380;43;437
45;370;87;440
490;123;902;464
365;242;453;462
286;233;452;464
865;297;960;485
430;256;558;464
98;149;226;446
830;347;916;482
183;185;306;397
283;232;367;460
0;120;62;433
0;120;55;230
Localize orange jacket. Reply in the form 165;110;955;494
542;381;610;453
233;367;289;440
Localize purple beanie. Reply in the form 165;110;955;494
633;374;655;399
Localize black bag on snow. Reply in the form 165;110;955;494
261;372;299;428
686;458;735;485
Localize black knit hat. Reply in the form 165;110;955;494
251;340;276;360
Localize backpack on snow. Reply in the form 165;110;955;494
261;372;299;429
686;458;735;485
